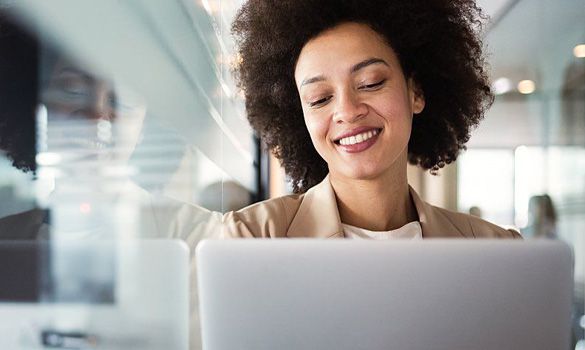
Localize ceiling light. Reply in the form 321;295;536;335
517;80;535;95
492;77;512;95
574;44;585;58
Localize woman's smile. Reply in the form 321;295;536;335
333;127;382;153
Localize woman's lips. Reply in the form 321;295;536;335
334;128;382;153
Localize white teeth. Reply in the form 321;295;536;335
338;129;379;146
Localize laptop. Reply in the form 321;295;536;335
197;240;573;350
0;239;189;350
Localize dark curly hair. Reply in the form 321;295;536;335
0;12;38;173
232;0;494;193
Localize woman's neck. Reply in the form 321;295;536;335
330;163;418;232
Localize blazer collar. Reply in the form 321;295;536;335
409;186;466;238
286;175;344;238
286;175;465;238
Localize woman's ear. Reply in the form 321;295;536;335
409;78;425;115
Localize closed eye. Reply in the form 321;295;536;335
309;96;332;108
359;79;386;90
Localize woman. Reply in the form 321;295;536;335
524;194;558;239
222;0;521;239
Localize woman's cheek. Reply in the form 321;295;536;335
371;90;412;120
304;113;330;152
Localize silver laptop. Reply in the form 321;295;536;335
197;240;573;350
0;239;189;350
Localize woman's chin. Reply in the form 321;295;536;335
331;166;387;182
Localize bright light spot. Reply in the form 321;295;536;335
221;81;232;98
517;80;536;94
36;152;62;166
580;314;585;329
37;167;61;179
574;44;585;58
36;104;48;125
492;77;512;95
36;104;48;152
576;339;585;350
79;203;92;214
201;0;214;15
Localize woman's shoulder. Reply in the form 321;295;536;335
430;205;522;239
222;193;305;238
0;208;48;240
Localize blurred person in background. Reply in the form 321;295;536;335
469;206;483;218
523;194;558;239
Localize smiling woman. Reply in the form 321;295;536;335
294;23;425;231
222;0;521;239
295;23;424;183
233;0;494;194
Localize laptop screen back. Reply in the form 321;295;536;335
197;240;573;350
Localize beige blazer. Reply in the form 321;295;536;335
223;176;521;239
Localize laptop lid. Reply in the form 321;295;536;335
0;239;189;350
197;240;573;350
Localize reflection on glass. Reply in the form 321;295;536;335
35;49;148;238
0;0;262;344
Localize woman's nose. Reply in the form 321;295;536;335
82;87;115;121
332;90;367;124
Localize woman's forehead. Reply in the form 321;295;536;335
294;23;399;83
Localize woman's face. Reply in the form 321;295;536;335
41;57;146;165
294;22;424;182
43;58;117;121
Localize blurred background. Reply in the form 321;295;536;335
0;0;583;349
412;1;585;347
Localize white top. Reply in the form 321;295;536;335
343;221;423;240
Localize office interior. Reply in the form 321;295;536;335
0;0;583;349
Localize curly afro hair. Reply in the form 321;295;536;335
232;0;494;193
0;12;38;173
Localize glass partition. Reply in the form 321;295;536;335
0;1;253;349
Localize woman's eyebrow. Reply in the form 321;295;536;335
301;58;389;87
57;67;95;84
350;58;389;73
301;74;326;87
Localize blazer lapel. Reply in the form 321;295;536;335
286;177;466;239
286;175;344;238
409;186;466;238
